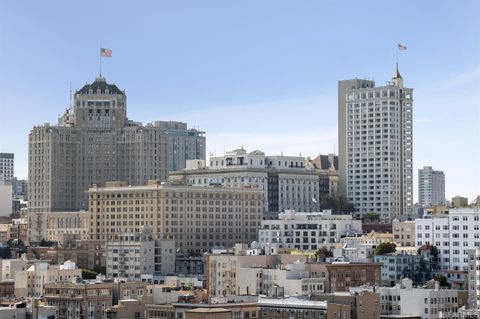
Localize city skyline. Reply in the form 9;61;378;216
0;1;479;202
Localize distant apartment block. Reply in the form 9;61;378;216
338;65;413;219
258;210;362;251
105;226;175;280
415;208;480;286
374;251;432;286
44;280;114;319
468;249;480;309
11;177;27;199
28;76;168;213
0;181;12;216
418;166;445;207
88;180;263;254
170;148;338;218
379;278;467;319
0;153;14;181
154;121;206;172
14;260;82;298
392;219;416;247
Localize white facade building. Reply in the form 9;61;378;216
170;148;322;218
237;260;326;297
415;208;480;285
0;153;14;181
259;210;361;251
338;66;414;219
379;278;464;319
418;166;445;207
105;226;175;281
468;249;480;309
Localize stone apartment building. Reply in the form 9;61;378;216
206;252;309;299
153;121;206;172
392;219;415;247
170;148;339;218
14;260;82;297
88;180;263;254
28;76;168;213
306;262;382;293
44;280;114;319
105;226;175;280
312;290;381;319
27;210;90;244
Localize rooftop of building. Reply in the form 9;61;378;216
88;180;264;193
257;296;328;309
76;77;124;95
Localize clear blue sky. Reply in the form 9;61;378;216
0;1;479;202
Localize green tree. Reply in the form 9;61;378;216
375;242;396;255
82;268;99;280
315;247;333;262
93;266;106;275
362;211;380;223
320;195;355;214
434;274;450;287
39;239;56;247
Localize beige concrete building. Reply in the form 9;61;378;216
170;148;326;218
0;258;28;281
173;302;258;319
44;239;106;270
206;253;308;300
451;196;468;208
28;76;168;213
44;280;114;319
27;210;89;244
105;226;175;280
14;260;82;297
258;296;331;319
392;220;415;247
146;304;175;319
0;218;28;244
306;262;382;293
312;291;381;319
89;180;263;254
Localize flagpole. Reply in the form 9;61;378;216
99;47;102;77
396;44;398;65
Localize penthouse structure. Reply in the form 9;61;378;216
258;210;362;251
28;76;168;213
88;180;263;254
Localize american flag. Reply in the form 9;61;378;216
101;48;112;57
398;44;407;50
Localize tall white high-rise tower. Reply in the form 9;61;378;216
338;64;413;219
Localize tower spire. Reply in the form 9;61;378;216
392;62;404;88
